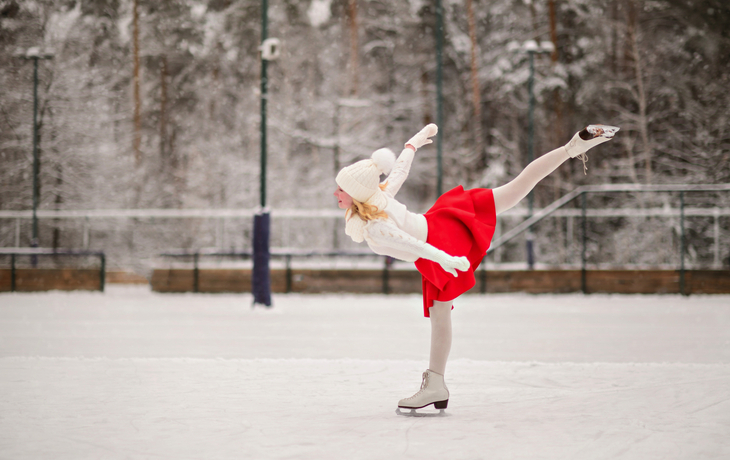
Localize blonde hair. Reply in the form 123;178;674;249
346;183;388;222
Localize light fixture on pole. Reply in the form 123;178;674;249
15;47;54;253
523;39;553;270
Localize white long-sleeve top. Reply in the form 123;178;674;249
345;148;465;271
361;148;428;262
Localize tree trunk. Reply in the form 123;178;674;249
347;0;359;97
547;0;564;200
529;0;539;41
160;55;168;160
626;0;652;183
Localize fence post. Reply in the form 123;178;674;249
99;253;105;292
285;254;292;293
581;192;587;294
382;257;391;294
680;191;687;296
193;252;199;293
480;258;487;294
11;253;16;292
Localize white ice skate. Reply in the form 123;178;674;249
396;369;449;417
565;124;620;174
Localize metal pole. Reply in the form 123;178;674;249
252;0;272;307
581;192;587;294
435;0;444;197
713;208;720;268
11;253;16;292
99;253;106;292
382;257;391;294
260;0;268;209
480;262;487;293
193;252;199;293
527;51;535;207
679;191;686;296
32;57;39;250
526;51;535;270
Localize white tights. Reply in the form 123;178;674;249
428;300;453;375
492;145;570;215
428;145;571;376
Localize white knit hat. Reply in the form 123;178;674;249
336;148;396;207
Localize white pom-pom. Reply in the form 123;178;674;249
371;148;396;175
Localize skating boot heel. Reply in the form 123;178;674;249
433;399;449;409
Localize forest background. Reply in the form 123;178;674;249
1;0;729;272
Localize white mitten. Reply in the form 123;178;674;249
405;124;438;150
438;255;470;277
421;244;470;277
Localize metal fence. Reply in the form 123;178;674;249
0;248;106;291
1;184;729;277
485;184;730;294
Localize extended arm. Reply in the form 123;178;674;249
382;148;415;197
365;219;469;277
383;124;438;197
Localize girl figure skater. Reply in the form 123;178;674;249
333;123;618;411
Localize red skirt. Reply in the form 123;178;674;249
414;186;497;317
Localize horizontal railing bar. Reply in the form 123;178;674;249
0;248;104;256
0;184;728;219
3;207;729;220
0;209;344;219
581;183;730;193
528;207;730;218
158;249;376;257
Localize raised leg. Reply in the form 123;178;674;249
492;146;569;216
492;125;618;216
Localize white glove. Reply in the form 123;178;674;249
405;124;438;150
438;255;470;277
421;244;470;277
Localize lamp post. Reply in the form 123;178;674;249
435;0;445;197
523;40;553;270
16;47;54;252
253;0;280;308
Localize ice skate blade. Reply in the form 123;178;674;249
579;124;620;140
396;408;449;417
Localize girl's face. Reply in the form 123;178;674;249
334;186;353;209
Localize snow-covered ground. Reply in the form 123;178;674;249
1;287;729;459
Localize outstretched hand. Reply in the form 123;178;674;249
405;124;438;150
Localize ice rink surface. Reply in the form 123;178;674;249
1;286;729;459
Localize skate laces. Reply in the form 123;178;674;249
576;152;588;175
420;372;429;391
404;372;429;401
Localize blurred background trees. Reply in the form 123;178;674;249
1;0;728;268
